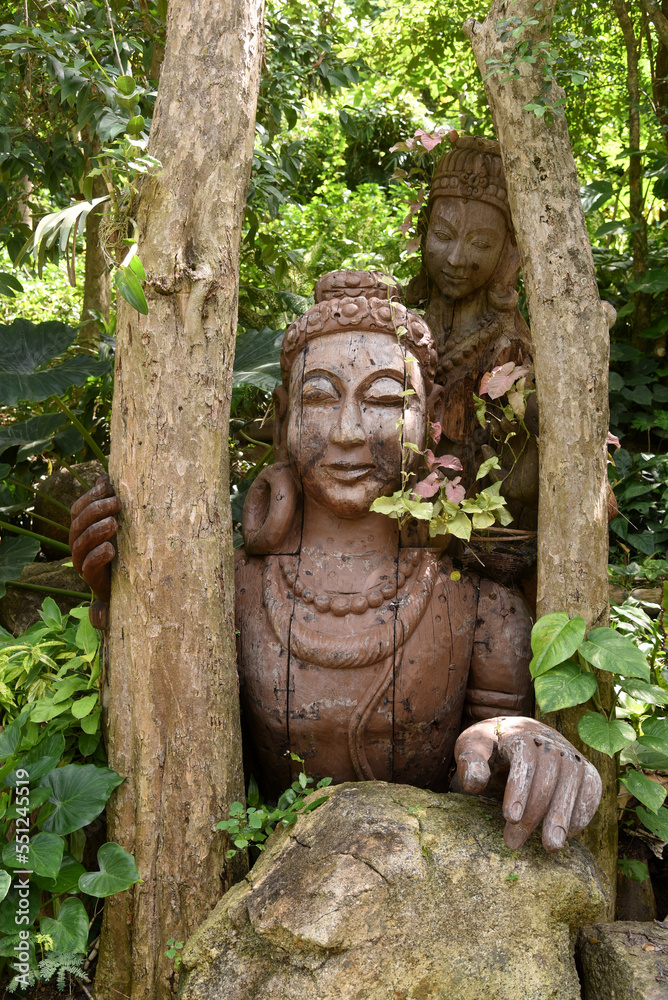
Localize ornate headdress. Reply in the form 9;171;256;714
280;270;437;392
429;136;510;226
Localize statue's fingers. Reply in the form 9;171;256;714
454;729;496;794
499;735;538;825
69;496;122;549
81;542;115;603
503;744;560;850
568;763;603;837
541;754;584;852
71;474;115;519
71;517;118;574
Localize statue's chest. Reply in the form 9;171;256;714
236;552;478;793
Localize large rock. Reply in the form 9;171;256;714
179;782;610;1000
578;920;668;999
0;558;89;634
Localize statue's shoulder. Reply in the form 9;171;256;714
234;548;265;595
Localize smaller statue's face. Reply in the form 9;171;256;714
286;331;427;519
425;197;507;300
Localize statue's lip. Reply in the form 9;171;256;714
440;269;469;282
324;462;376;482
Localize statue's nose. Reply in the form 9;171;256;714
446;240;468;268
331;399;365;446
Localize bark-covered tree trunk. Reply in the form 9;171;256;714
96;1;263;997
614;0;650;348
77;174;110;353
463;3;617;902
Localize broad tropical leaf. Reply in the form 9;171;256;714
577;712;636;757
0;318;108;405
529;613;586;678
0;536;40;599
39;764;124;835
534;663;598;713
78;842;140;898
578;627;651;681
40;897;89;954
233;327;283;392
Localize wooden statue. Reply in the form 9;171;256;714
407;135;538;525
70;270;601;854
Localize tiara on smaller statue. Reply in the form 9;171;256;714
429;136;510;224
280;270;437;391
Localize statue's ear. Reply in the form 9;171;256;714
273;385;289;461
427;383;445;429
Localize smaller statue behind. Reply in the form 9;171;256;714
69;269;601;855
406;135;538;527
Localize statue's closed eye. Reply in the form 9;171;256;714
301;376;339;403
363;377;405;406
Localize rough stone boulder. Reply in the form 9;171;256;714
578;920;668;999
179;782;610;1000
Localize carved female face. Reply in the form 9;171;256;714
425;197;508;300
286;331;427;519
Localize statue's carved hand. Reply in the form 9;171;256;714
454;717;602;853
69;474;121;604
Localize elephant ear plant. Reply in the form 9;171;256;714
531;596;668;849
0;316;110;597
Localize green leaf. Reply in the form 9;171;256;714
39;764;124;835
534;663;598;713
636;804;668;841
71;693;98;719
578;628;650;681
620;679;668;707
115;74;136;96
476;455;501;480
0;885;40;934
32;851;86;894
233;327;283;392
75;616;99;657
639;717;668;756
0;535;41;600
114;267;148;314
80;705;101;735
40;897;88;954
5;732;66;786
38;597;62;632
0;412;67;460
78;842;140;898
621;769;667;814
0;712;28;761
577;712;636;757
618;857;649;882
529;613;586;678
0;871;10;903
0;318;108;405
3;831;64;879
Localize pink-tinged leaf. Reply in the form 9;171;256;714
607;431;621;449
399;220;413;235
448;129;459;145
445;478;466;504
416;130;444;152
429;421;442;445
406;237;421;253
429;453;463;472
480;362;531;400
412;472;440;498
389;141;410;153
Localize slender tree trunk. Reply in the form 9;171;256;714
78;173;110;353
648;0;668;361
464;2;616;903
96;1;263;997
614;0;650;347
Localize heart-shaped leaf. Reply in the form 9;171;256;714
530;613;586;678
636;804;668;841
78;842;140;898
577;712;636;757
578;627;650;681
621;769;667;814
534;663;598;713
3;831;64;879
39;764;124;835
40;897;88;954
